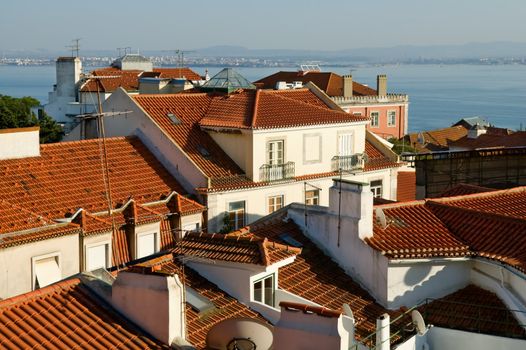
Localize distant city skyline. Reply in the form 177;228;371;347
1;0;526;53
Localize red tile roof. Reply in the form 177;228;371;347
367;187;526;271
405;125;468;153
364;140;401;171
450;130;526;150
175;232;300;266
200;89;367;130
81;67;202;92
253;71;378;97
139;254;268;348
439;183;496;198
0;200;55;234
421;284;526;338
0;223;80;249
279;301;342;318
0;136;189;219
0;278;169;349
236;213;403;343
396;171;416;202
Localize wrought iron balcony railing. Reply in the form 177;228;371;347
331;153;366;172
259;161;295;182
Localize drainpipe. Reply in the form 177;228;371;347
376;313;390;350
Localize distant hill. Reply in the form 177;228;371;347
4;41;526;61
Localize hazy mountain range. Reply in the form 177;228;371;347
3;41;526;62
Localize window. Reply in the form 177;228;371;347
388;111;396;127
186;286;215;313
370;180;383;198
86;243;109;271
305;189;319;205
228;201;245;230
253;275;274;307
268;195;284;213
33;254;61;290
183;222;200;233
137;232;157;259
370;112;379;127
303;134;321;163
267;140;284;165
338;133;353;156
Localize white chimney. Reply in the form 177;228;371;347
112;266;186;346
343;75;353;98
375;313;390;350
0;127;40;160
467;123;487;139
273;302;352;350
329;179;373;239
377;75;387;96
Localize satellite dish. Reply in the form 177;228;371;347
375;208;388;229
343;303;354;320
206;318;273;350
411;310;427;335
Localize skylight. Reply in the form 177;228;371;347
278;233;303;248
185;286;215;313
197;145;210;157
167;113;181;125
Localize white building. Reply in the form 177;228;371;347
68;68;407;233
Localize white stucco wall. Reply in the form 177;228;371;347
250;123;367;182
0;127;40;160
387;259;472;309
208;130;253;177
425;326;526;350
181;212;203;232
0;233;80;299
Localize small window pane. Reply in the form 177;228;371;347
264;277;274;306
254;280;263;302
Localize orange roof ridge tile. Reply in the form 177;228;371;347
433;185;526;203
279;301;342;318
0;278;80;309
251;88;261;127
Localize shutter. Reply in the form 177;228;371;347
35;257;61;288
338;134;353;156
87;244;107;271
137;232;156;258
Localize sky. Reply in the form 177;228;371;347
1;0;525;53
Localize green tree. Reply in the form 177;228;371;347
388;137;417;155
0;94;63;143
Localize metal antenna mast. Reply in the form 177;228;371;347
66;38;81;57
162;49;196;77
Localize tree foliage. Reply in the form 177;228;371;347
0;95;63;143
388;137;417;155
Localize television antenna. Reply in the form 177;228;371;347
162;49;196;75
66;38;81;57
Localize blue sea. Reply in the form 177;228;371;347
0;64;525;132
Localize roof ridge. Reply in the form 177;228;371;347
39;135;135;149
426;200;526;226
432;185;526;203
251;89;261;128
0;278;80;309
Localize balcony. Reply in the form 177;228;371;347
259;162;295;182
331;153;366;172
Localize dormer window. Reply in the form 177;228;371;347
85;242;110;271
253;275;275;307
137;231;158;259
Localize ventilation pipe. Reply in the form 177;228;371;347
375;313;390;350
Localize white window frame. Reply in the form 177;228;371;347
267;139;284;165
228;200;246;230
32;252;61;291
85;241;110;271
305;189;320;205
387;110;396;127
303;133;322;164
268;194;284;214
370;111;380;128
253;274;275;307
370;179;383;198
136;231;159;259
337;132;354;156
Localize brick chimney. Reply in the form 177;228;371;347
343;75;353;98
112;267;186;346
377;75;387;96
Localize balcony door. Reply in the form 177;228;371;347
267;140;284;180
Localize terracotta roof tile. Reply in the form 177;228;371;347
396;171;416;202
421;284;526;338
0;136;190;220
175;232;300;266
450;130;526;150
238;213;403;343
405;125;468;153
367;202;470;259
0;278;169;349
0;200;55;234
253;71;377;97
364;140;401;171
438;183;496;197
139;254;268;349
0;223;81;249
200;89;367;130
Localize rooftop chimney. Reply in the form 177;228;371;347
467;123;487;139
0;127;40;160
375;313;390;350
343;75;353;98
273;302;352;350
377;75;387;96
112;267;186;346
